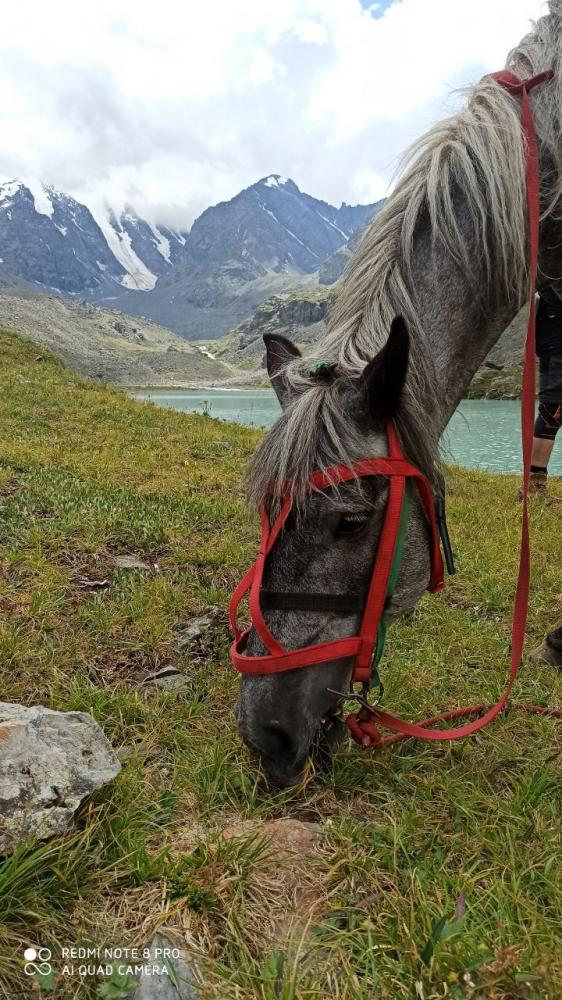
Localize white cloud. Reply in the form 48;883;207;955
248;47;287;85
293;19;329;45
0;0;545;227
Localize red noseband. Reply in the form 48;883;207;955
229;422;445;683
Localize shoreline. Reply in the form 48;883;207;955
126;384;272;392
126;385;520;400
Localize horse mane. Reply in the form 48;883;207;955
248;3;562;504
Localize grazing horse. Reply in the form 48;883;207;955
236;3;562;786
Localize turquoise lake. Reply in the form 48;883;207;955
130;389;562;475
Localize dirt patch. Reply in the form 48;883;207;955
222;817;327;944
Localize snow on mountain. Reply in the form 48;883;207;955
150;224;171;264
25;178;55;218
264;175;290;188
0;180;23;204
95;211;158;291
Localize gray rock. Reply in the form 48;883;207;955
177;607;221;649
0;702;120;856
141;667;191;692
129;932;201;999
114;554;152;571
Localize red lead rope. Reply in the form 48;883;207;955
348;68;562;748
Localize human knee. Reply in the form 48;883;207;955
534;401;562;440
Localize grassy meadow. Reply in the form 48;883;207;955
0;329;562;999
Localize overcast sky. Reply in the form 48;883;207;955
0;0;547;229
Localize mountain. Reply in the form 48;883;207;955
212;288;333;371
0;181;127;293
318;224;369;285
177;174;378;299
0;292;232;386
0;176;381;340
0;180;191;297
106;176;381;338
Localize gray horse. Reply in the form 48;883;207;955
237;2;562;786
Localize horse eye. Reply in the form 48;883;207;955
336;513;370;537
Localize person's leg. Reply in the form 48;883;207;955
531;434;556;470
525;402;562;497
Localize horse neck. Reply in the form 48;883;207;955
409;196;523;433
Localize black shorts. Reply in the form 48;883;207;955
539;354;562;405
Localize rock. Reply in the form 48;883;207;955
141;667;191;692
177;608;220;649
114;554;152;571
129;932;201;999
0;702;120;856
223;817;321;855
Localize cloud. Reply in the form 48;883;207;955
0;0;545;227
293;19;330;45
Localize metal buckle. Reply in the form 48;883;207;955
326;680;385;715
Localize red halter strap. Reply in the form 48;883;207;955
229;422;444;679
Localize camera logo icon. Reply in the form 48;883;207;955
23;947;53;976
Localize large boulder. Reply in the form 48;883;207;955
0;702;120;856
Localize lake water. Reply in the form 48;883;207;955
131;389;562;475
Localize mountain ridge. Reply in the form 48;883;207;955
0;175;381;339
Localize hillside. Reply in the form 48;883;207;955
1;330;561;998
468;308;527;398
211;287;334;370
0;294;233;385
217;292;528;396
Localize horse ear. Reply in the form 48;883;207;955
359;316;410;423
264;334;301;409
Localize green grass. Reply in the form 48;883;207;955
0;329;561;999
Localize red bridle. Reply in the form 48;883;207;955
230;422;444;683
230;68;562;749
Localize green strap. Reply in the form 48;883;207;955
309;360;336;377
370;483;411;688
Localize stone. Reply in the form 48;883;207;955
141;667;191;692
223;817;321;855
177;608;220;649
129;932;201;999
0;702;120;856
114;554;152;571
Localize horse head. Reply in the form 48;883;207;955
235;318;439;785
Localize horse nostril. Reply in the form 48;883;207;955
258;720;297;760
